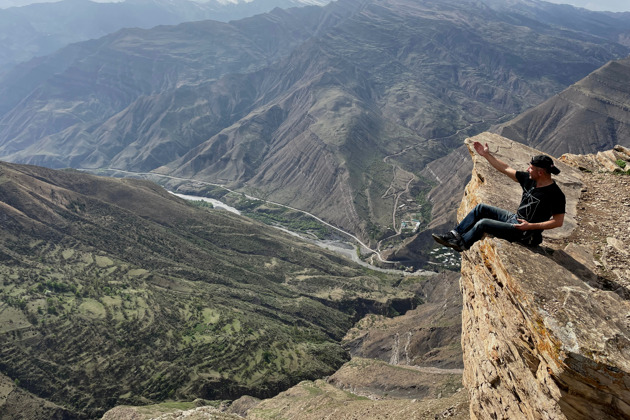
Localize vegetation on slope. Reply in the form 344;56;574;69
0;162;419;418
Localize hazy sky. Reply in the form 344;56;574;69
0;0;629;11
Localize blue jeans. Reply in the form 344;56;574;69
454;203;521;249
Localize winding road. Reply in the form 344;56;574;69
96;169;399;264
94;115;513;270
375;115;516;252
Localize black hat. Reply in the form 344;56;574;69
531;155;560;175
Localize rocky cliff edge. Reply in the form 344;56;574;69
460;133;630;419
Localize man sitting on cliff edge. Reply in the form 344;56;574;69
432;141;565;252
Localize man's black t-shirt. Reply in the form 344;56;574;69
515;171;566;224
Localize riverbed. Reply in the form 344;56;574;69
173;192;436;277
171;192;241;214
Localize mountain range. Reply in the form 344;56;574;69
0;0;329;74
1;0;629;253
495;56;630;155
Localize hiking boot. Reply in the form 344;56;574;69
432;231;464;252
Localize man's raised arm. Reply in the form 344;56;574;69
473;141;518;182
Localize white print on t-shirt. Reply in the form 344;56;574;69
517;188;540;221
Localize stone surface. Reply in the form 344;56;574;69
459;133;630;419
559;145;630;174
245;377;469;420
101;404;243;420
225;395;261;417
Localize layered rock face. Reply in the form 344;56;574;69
560;145;630;174
459;133;630;419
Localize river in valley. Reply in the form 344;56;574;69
171;192;241;215
173;192;436;277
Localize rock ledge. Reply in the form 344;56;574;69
460;133;630;419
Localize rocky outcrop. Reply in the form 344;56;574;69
244;362;468;420
102;405;244;420
559;144;630;174
459;133;630;419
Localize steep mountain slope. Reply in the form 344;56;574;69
132;0;630;242
0;372;74;419
495;56;630;156
0;0;330;73
485;0;630;44
100;271;467;420
0;2;338;118
0;161;420;418
343;270;463;369
0;0;629;248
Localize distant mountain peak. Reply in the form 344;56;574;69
495;56;630;156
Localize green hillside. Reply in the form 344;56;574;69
0;161;418;418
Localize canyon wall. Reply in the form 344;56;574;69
459;133;630;419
